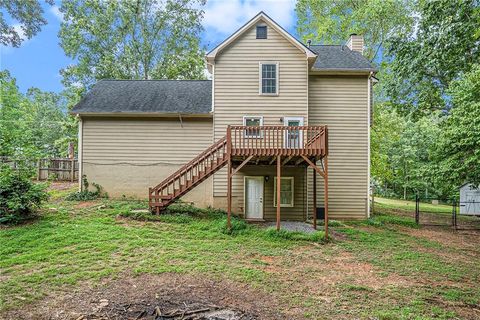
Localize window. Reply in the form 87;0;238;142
273;177;294;207
256;25;267;39
243;116;263;138
260;63;278;95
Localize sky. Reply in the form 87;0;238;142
0;0;298;94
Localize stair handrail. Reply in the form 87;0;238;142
150;136;227;192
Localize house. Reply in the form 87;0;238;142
72;12;376;231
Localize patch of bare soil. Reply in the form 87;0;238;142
1;273;284;320
47;182;78;192
246;246;412;318
74;201;99;209
401;226;480;253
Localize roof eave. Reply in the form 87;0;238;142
309;68;376;75
72;111;213;118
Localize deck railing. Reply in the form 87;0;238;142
227;125;327;157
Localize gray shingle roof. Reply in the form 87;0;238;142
309;45;376;72
71;80;212;115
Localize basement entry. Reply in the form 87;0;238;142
245;176;264;219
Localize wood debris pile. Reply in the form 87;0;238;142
75;300;257;320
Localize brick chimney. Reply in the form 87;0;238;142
346;33;364;55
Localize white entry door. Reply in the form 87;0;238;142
284;117;304;148
245;177;264;219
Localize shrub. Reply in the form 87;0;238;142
0;165;49;224
220;217;249;235
263;228;327;242
65;175;106;201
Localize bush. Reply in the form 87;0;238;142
0;165;49;224
263;228;327;242
65;175;106;201
220;217;249;235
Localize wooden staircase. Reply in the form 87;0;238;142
149;136;228;213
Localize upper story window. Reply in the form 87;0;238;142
243;116;263;138
260;62;278;95
256;25;267;39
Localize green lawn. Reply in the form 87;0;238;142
1;189;479;319
375;196;452;214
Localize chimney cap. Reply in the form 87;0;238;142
306;39;311;47
350;33;358;36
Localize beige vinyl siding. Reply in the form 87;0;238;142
308;75;369;219
82;117;212;164
213;18;309;203
231;166;306;221
81;116;214;204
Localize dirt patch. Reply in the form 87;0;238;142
47;182;77;192
74;201;99;209
399;226;480;252
1;273;285;320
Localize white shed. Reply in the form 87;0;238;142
459;183;480;216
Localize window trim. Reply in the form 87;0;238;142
273;177;294;207
259;62;279;96
256;25;267;39
243;115;264;138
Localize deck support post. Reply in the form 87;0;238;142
227;158;232;230
227;126;232;230
324;156;329;239
276;155;281;231
313;167;317;230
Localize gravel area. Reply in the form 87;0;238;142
263;221;319;233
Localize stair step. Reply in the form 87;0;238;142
154;195;173;200
149;136;229;211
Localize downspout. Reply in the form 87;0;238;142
367;71;373;217
178;113;184;128
77;115;83;191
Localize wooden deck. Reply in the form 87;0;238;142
149;125;329;238
228;125;327;158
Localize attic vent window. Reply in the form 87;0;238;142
256;25;267;39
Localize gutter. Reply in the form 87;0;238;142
70;112;213;118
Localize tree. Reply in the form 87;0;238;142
0;70;25;157
385;0;480;114
436;64;480;192
0;71;76;159
295;0;414;61
370;102;403;186
59;0;206;89
0;0;53;47
370;101;443;199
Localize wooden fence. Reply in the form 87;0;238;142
0;157;78;182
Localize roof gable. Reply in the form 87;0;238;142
206;11;317;64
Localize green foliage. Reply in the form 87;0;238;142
0;0;53;47
59;0;207;89
65;176;106;201
296;0;414;61
0;165;48;224
436;64;480;189
0;71;77;160
220;217;249;235
371;103;444;199
263;228;327;242
385;0;480;114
